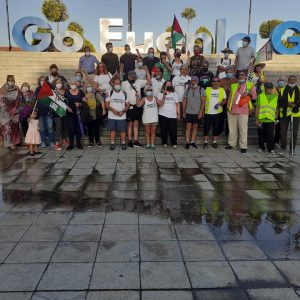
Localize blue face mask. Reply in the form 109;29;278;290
226;73;233;79
278;81;285;87
75;75;82;82
148;53;154;58
238;79;245;84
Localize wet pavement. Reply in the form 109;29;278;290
0;145;299;299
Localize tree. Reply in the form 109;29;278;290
181;7;196;35
259;19;283;39
41;0;69;33
196;26;214;53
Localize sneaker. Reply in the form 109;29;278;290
256;148;264;153
29;152;35;156
274;143;280;150
128;140;133;148
50;143;55;148
35;151;42;155
88;142;94;148
225;145;234;150
77;143;83;149
151;144;155;150
121;143;127;150
54;143;62;151
203;142;208;149
110;143;115;150
133;141;144;148
269;150;276;155
172;145;177;149
163;144;168;148
190;142;198;149
66;145;74;151
146;144;151;149
41;142;46;148
241;148;247;154
185;143;190;149
290;149;296;155
212;142;218;149
96;142;102;147
278;149;286;155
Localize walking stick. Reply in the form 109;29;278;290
291;115;294;155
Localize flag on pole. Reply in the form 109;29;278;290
256;39;273;63
37;81;68;117
171;15;183;50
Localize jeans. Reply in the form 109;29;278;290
39;115;54;145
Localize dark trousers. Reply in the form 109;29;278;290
159;115;177;145
67;114;81;146
87;119;100;143
20;120;28;137
257;123;275;152
217;107;229;136
204;114;219;136
280;116;300;150
274;120;281;144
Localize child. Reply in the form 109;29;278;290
137;84;161;149
106;79;130;150
25;110;41;156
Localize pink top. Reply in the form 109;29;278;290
229;83;257;115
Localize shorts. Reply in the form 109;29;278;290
185;114;201;125
107;119;127;132
143;122;158;126
204;114;219;136
127;106;143;121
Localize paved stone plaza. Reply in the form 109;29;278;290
0;145;299;299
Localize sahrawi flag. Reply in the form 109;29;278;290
171;15;183;50
37;81;67;117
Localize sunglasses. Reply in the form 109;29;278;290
146;89;153;92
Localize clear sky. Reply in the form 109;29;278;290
0;0;299;52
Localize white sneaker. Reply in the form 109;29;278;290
274;143;280;150
256;148;264;153
163;144;168;148
172;145;177;149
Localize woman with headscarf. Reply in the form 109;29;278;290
0;75;21;150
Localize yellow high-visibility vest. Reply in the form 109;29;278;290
205;87;225;114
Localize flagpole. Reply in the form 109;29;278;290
248;0;252;34
128;0;132;31
5;0;12;51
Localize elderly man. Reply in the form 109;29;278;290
78;46;100;76
226;71;257;153
235;36;256;74
183;76;202;149
188;45;205;76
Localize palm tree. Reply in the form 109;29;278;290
181;7;196;35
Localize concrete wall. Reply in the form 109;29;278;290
0;51;300;88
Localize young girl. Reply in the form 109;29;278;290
25;110;41;156
137;84;161;149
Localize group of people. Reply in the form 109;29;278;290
0;35;299;154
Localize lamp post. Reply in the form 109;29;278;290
128;0;132;31
6;0;12;51
248;0;252;34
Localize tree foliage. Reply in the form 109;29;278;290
67;22;84;36
181;7;196;20
259;19;283;39
41;0;69;33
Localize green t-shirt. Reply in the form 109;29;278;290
257;94;277;123
155;62;171;81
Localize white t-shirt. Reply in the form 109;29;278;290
122;79;147;105
172;75;191;102
142;97;158;124
106;90;129;120
135;68;147;80
205;89;221;115
94;73;112;93
172;61;183;76
157;92;179;118
216;58;233;79
151;78;165;97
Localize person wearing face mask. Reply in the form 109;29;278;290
273;76;286;149
197;61;214;90
137;84;164;149
0;75;21;150
52;79;69;150
78;46;100;78
65;80;85;150
157;81;180;148
183;76;202;149
151;67;166;97
122;70;150;148
278;75;300;155
235;36;256;74
188;45;205;76
106;79;130;150
201;77;227;149
120;44;140;80
46;64;68;88
216;48;234;79
19;82;36;138
226;71;257;153
220;67;238;136
83;84;105;147
35;76;55;148
74;71;85;91
134;57;149;80
101;42;120;76
152;52;172;81
251;63;266;95
143;47;159;73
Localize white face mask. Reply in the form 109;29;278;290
40;80;45;86
56;83;62;89
70;85;77;90
137;62;143;68
145;91;153;97
242;41;248;47
114;85;121;91
87;86;93;93
108;47;113;53
22;86;29;92
125;50;131;54
289;83;296;88
85;51;90;56
7;81;14;87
